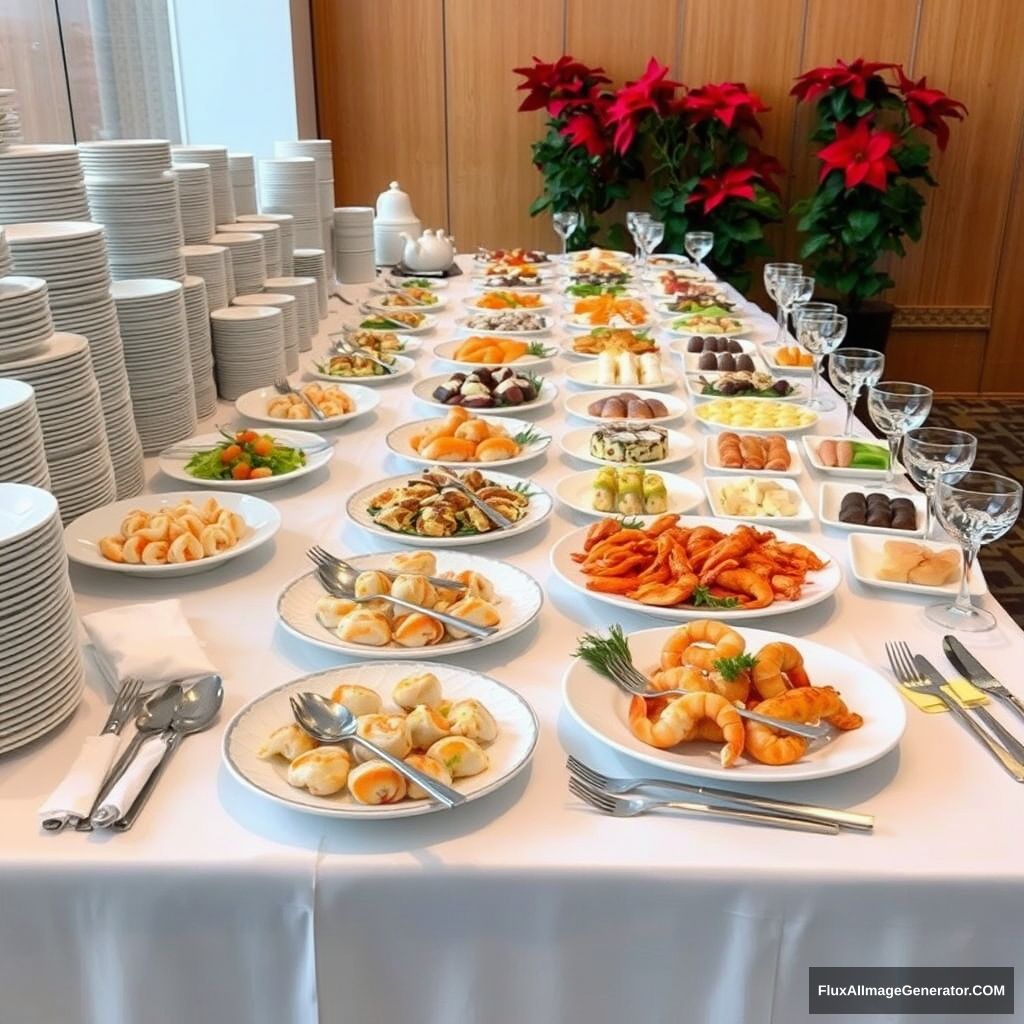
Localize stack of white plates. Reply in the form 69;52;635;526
171;145;235;225
228;153;257;215
0;378;50;488
0;483;86;755
86;172;186;281
181;243;232;310
2;333;117;521
171;161;216;244
0;226;10;276
262;276;317;351
258;157;320;248
209;231;265;295
0;89;23;149
0;144;90;223
78;139;172;180
233;292;298;373
273;140;334;255
184;275;218;418
217;221;280;277
237;212;294;274
211;306;285;400
0;276;54;360
111;280;197;453
292;248;328;319
333;206;375;284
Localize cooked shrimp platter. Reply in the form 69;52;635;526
276;549;544;659
223;661;540;819
550;515;841;620
563;623;906;782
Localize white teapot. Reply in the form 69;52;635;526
401;229;456;272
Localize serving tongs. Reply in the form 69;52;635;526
418;466;515;530
329;331;395;374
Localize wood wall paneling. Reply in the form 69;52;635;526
565;0;683;80
886;329;986;394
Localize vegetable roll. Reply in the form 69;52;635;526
642;471;668;514
591;467;618;512
616;468;645;516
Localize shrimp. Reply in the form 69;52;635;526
659;620;745;672
119;511;150;538
751;641;809;699
712;569;774;609
141;541;169;565
745;686;862;766
650;664;750;705
744;722;807;765
628;575;698;606
98;536;125;563
628;692;744;767
700;525;760;576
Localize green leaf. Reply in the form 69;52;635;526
848;209;880;241
528;194;551;216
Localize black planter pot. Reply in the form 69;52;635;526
839;299;894;354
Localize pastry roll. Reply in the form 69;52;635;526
443;595;501;640
335;609;392;646
391;573;437;609
392;671;443;710
258;723;319;761
287;747;351;796
354;570;392;599
347;759;408;804
642;472;668;515
392;612;445;648
452;570;496;603
329;683;382;717
354;714;412;762
446;698;499;743
404;754;454;800
616;468;644;516
426;735;489;779
406;703;450;750
389;551;437;576
316;596;358;628
592;467;618;513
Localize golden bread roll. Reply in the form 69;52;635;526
390;573;437;609
335;609;392;646
354;570;392;599
315;596;358;628
406;703;450;750
443;595;501;640
354;713;412;762
389;551;437;576
392;612;445;648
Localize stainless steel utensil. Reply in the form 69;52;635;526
943;635;1024;724
427;467;515;530
273;377;326;421
327;334;394;375
307;544;465;592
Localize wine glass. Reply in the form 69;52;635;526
795;311;846;411
829;348;885;435
626;211;650;261
552;210;580;257
867;381;934;483
773;274;814;346
927;471;1022;632
684;231;713;272
903;428;978;539
641;219;665;272
763;262;802;341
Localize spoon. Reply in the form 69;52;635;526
290;692;467;808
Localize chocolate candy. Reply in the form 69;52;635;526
839;491;918;530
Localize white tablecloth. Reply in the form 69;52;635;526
2;257;1023;1024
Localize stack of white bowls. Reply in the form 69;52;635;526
333;206;375;284
233;292;298;373
273;140;334;263
111;280;197;453
217;221;280;277
228;153;257;215
209;230;265;295
181;243;233;310
262;276;318;351
238;212;294;274
0;144;90;223
210;306;285;400
0;484;86;755
2;332;117;522
0;276;54;360
293;248;328;319
0;89;23;148
0;378;50;488
0;226;10;275
183;275;218;418
171;161;216;244
6;222;145;498
171;145;235;225
258;157;320;248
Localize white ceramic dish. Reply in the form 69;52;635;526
702;435;802;478
463;293;554;313
277;549;543;658
563;389;686;425
684;371;805;403
694;399;819;434
819;482;926;537
802;435;897;479
356;312;438;335
454;315;551;337
560;335;664;361
361;295;447;315
559;425;696;468
554;468;704;521
664;317;750;339
413;374;558;416
385;415;551;469
432;337;556;370
563;315;657;334
562;623;906;783
235;383;380;431
704;475;814;526
369;276;449;293
564;360;678;392
223;660;538;819
307;353;415;385
334;330;422;354
846;533;986;597
764;348;816;376
64;491;281;577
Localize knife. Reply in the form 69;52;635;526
943;635;1024;725
915;655;1024;782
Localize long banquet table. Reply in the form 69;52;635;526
2;257;1023;1024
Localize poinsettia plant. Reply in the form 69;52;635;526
791;58;967;306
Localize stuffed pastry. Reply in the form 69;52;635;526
354;714;412;762
390;573;438;609
347;759;408;804
392;671;443;710
426;735;489;778
335;609;392;646
389;551;437;576
406;703;450;750
392;612;445;648
443;595;501;640
329;683;382;717
257;723;318;761
287;747;351;796
446;698;499;743
404;753;454;800
316;596;358;629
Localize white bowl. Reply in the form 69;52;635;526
819;482;926;536
846;532;985;597
704;475;814;526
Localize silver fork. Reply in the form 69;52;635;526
566;755;872;831
568;776;838;834
307;544;465;592
885;641;1024;782
273;377;326;421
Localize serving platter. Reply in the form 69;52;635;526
554;469;704;522
385;415;551;469
413;374;558;416
563;388;687;425
559;425;696;468
307;353;416;385
819;482;926;537
234;383;380;431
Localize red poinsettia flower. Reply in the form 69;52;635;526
791;57;898;103
681;81;768;133
745;146;785;195
606;58;682;153
896;67;967;150
513;55;608;113
816;119;898;190
687;166;759;214
560;112;609;157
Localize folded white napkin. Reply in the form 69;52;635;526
38;734;121;821
92;735;168;826
82;599;216;694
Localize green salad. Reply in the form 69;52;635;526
185;429;306;481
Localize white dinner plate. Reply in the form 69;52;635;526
369;276;449;292
361;295;447;315
413;374;558;416
234;383;381;431
694;399;819;434
64;491;281;577
335;331;422;355
432;337;556;370
702;435;803;478
563;315;657;334
277;549;543;658
550;515;841;621
846;533;986;597
356;312;438;335
563;389;686;425
684;372;805;404
560;425;696;468
347;469;554;547
559;335;664;361
802;435;897;479
819;482;926;537
454;315;551;337
664;317;750;339
463;293;554;313
704;475;814;526
562;623;906;782
564;360;678;392
157;429;334;491
764;348;816;376
223;660;538;819
307;353;415;385
385;415;551;469
554;468;704;522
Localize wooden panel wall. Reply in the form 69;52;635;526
313;0;1024;395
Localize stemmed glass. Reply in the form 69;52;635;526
829;348;885;435
867;381;934;483
763;262;802;342
795;310;846;411
553;210;580;257
640;219;665;273
903;428;978;539
626;211;650;261
773;274;814;346
927;471;1022;632
684;231;713;272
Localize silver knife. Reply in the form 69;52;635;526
915;655;1024;782
943;635;1024;724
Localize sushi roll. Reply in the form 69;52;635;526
638;352;662;385
642;472;668;514
592;467;618;512
616;350;639;385
616;468;645;515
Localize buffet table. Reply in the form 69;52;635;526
2;257;1022;1024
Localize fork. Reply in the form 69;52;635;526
885;641;1024;782
569;776;838;834
566;756;873;831
273;377;326;421
307;544;465;592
